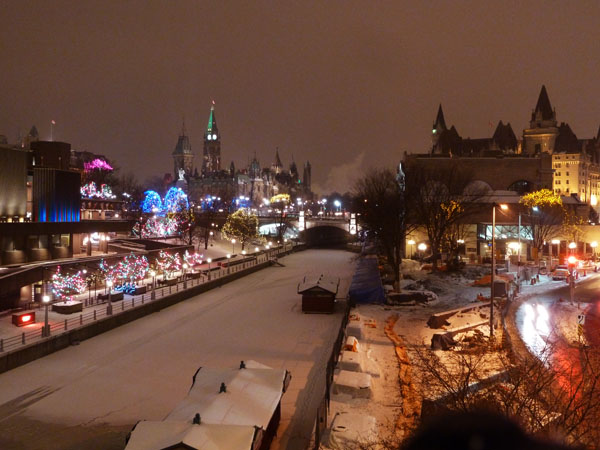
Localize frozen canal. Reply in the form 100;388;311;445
0;249;357;450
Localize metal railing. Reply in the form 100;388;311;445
313;301;351;449
0;245;293;354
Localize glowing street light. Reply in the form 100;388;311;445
150;270;156;300
490;203;508;340
231;238;236;254
407;239;416;259
42;294;51;337
183;263;188;289
106;280;113;315
207;258;212;280
591;241;598;259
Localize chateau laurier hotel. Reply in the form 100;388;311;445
406;85;600;208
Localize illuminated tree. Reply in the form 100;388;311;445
113;253;149;285
156;250;181;278
520;189;565;264
142;190;163;214
51;267;87;301
221;209;260;250
269;194;291;240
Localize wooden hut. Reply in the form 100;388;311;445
298;274;340;313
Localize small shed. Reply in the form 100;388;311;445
125;421;262;450
297;275;340;313
165;361;291;450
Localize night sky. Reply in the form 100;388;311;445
2;1;600;195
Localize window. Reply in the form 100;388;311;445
566;180;569;184
566;172;570;176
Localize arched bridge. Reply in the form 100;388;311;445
258;216;355;247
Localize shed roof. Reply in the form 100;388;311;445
166;361;290;430
298;275;340;294
125;421;259;450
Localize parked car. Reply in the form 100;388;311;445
552;268;570;281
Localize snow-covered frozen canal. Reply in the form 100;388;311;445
0;249;357;450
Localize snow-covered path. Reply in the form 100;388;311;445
0;249;357;450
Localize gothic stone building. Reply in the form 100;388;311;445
406;85;600;203
171;103;313;207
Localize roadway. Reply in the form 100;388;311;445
0;249;356;450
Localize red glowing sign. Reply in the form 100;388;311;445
20;315;32;323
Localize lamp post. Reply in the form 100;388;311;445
551;239;560;269
42;294;51;337
407;239;415;259
226;254;231;274
207;258;212;280
417;243;427;261
150;270;156;300
183;264;188;289
567;255;577;306
231;239;236;254
106;280;113;315
591;241;598;261
490;203;508;340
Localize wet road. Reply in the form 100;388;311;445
515;273;600;396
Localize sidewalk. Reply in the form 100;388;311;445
0;241;293;354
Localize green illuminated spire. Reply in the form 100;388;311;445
207;101;217;133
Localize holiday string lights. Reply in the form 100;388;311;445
81;181;116;199
99;254;149;287
156;250;182;277
184;250;204;267
132;216;181;238
51;266;86;301
113;253;149;284
83;158;114;172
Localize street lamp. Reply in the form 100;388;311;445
42;294;51;337
490;203;508;340
551;239;560;268
591;241;598;260
567;255;577;305
150;270;156;300
207;258;212;280
407;239;416;259
106;280;113;315
231;239;236;254
242;250;246;256
183;264;188;289
417;243;427;261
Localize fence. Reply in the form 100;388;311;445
0;245;293;355
313;301;352;450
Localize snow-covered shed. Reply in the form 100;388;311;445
297;274;340;313
125;421;262;450
166;360;291;450
126;361;290;450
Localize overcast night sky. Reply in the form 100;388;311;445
2;1;600;195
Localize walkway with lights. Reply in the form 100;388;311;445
0;244;292;356
0;248;355;450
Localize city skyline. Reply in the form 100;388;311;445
2;2;600;194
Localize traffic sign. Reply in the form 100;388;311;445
577;314;586;325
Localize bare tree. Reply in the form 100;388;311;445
353;168;405;289
404;162;483;270
408;342;600;448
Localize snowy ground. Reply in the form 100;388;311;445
0;249;356;450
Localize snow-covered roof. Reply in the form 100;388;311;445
125;420;259;450
297;275;340;294
166;360;290;430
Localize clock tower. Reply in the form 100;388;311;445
202;101;221;174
